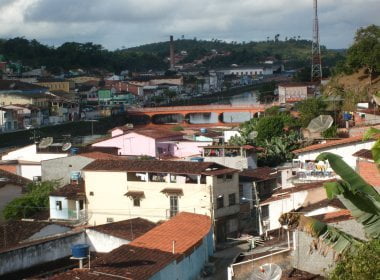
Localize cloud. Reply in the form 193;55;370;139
0;0;377;49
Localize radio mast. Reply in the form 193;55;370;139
311;0;322;83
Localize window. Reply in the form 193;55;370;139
229;193;236;206
169;196;178;217
107;217;114;223
89;191;94;196
133;197;141;207
226;174;233;180
56;201;62;211
79;200;84;210
261;205;269;220
216;196;224;209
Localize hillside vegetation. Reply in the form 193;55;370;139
0;36;344;74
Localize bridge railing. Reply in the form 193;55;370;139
128;103;279;113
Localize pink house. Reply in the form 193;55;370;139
92;127;211;158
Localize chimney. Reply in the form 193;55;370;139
169;35;175;70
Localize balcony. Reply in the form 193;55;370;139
68;209;86;221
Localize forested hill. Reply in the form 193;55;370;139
126;38;345;69
0;37;345;74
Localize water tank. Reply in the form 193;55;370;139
190;157;204;162
70;147;79;155
70;171;81;181
71;244;89;258
343;112;352;121
200;128;208;133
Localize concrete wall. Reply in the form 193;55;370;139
292;219;366;276
0;184;23;221
297;140;375;169
41;155;93;186
0;232;85;276
19;164;41;180
231;249;291;280
86;229;130;253
49;196;69;220
84;170;239;226
2;144;68;162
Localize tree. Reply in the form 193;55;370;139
296;97;327;127
3;180;59;220
329;239;380;280
346;24;380;84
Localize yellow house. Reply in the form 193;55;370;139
82;159;240;242
0;80;49;107
35;78;72;93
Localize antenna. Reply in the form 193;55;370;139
311;0;322;83
307;115;333;133
251;263;282;280
38;137;53;149
62;142;72;152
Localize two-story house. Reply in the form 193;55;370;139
82;159;240;242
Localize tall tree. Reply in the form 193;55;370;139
346;24;380;84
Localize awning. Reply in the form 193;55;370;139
161;188;183;195
125;191;145;198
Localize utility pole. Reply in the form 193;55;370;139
311;0;322;83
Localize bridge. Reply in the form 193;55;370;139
127;104;277;125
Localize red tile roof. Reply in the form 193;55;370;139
312;209;353;223
130;212;211;255
132;128;184;139
78;151;120;160
260;180;335;205
352;149;373;160
48;212;211;280
87;218;156;241
50;182;85;199
83;159;237;176
292;135;369;154
0;169;31;188
239;167;279;182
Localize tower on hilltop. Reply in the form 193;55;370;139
311;0;322;83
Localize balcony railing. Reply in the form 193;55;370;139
68;209;86;221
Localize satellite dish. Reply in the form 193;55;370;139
251;263;282;280
248;131;258;139
373;93;380;106
38;137;53;149
307;115;333;133
62;142;72;151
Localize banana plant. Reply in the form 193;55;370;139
279;151;380;255
363;127;380;169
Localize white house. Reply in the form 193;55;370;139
1;144;68;180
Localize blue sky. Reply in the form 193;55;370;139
0;0;378;49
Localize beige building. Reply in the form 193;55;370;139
83;159;240;242
278;83;316;104
35;78;72;93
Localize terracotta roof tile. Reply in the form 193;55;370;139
78;151;121;160
352;149;373;160
50;182;85;199
312;209;353;223
293;135;370;154
133;128;184;139
260;180;335;205
130;212;211;255
0;169;31;188
83;159;237;175
87;218;156;241
239;167;279;182
48;212;211;280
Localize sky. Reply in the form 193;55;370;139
0;0;378;50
